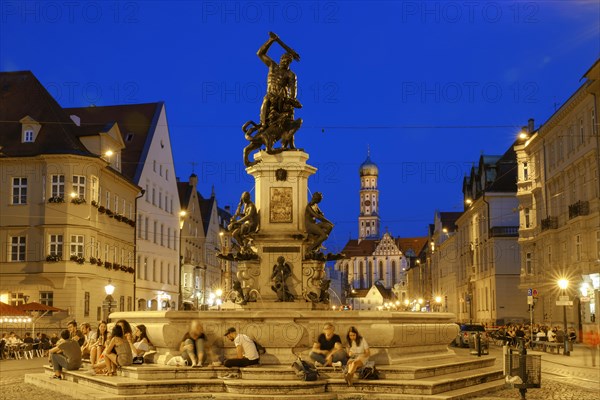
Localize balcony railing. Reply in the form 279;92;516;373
568;200;590;220
490;226;519;237
541;216;558;231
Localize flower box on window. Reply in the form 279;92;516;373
70;255;85;264
127;267;135;274
46;254;61;262
115;214;123;222
128;220;136;228
98;206;106;214
96;259;103;266
71;197;86;205
90;257;98;264
113;263;121;271
48;196;65;203
91;200;98;207
106;209;114;217
104;262;113;270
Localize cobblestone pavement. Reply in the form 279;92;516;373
0;357;77;400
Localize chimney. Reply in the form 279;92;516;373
528;118;534;133
224;205;231;213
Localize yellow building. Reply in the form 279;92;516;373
514;59;600;335
0;71;141;324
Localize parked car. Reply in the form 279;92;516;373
455;324;487;348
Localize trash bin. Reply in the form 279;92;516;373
504;345;541;399
469;332;489;355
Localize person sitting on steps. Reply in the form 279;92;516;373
222;327;259;378
309;323;348;367
344;326;370;386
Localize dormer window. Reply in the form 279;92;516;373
24;130;34;142
20;116;41;143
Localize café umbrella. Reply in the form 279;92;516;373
15;302;64;336
0;301;31;326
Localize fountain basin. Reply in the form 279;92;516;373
110;310;459;365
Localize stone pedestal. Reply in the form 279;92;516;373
237;150;329;304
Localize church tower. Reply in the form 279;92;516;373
358;148;380;239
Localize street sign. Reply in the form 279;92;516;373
532;289;538;297
527;296;534;305
559;295;569;301
527;288;532;296
556;300;573;306
581;296;590;302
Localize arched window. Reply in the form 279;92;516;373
367;261;373;287
378;261;384;281
391;260;397;283
359;262;365;288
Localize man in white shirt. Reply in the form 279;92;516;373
223;327;260;368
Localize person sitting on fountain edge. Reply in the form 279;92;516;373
309;323;348;367
223;327;260;369
180;320;207;367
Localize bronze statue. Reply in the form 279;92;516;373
228;191;259;257
243;32;303;167
304;192;334;255
270;256;294;302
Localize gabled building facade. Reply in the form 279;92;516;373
177;174;206;308
67;102;181;310
429;211;462;315
456;146;525;325
0;71;140;323
514;59;600;335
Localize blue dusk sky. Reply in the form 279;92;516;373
1;1;599;252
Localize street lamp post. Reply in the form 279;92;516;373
557;279;570;356
178;210;187;309
104;279;115;321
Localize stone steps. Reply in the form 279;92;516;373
26;371;505;400
31;358;503;398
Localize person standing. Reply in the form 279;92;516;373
48;330;82;379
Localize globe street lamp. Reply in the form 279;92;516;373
435;296;442;312
104;279;115;319
557;279;570;356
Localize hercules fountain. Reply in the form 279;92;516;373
27;33;504;399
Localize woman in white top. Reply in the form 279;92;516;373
344;326;370;386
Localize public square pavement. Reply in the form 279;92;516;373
0;345;598;400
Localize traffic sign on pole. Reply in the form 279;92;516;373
527;288;532;296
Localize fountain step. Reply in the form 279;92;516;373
34;362;502;397
77;355;494;382
27;370;504;400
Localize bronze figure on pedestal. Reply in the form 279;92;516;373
243;32;303;167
